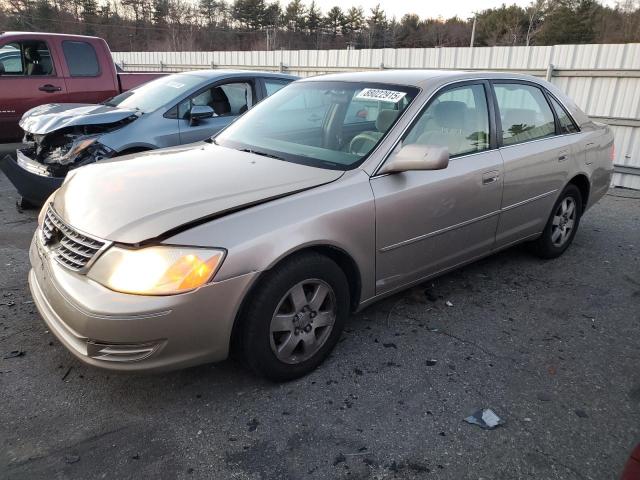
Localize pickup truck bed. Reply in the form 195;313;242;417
0;31;165;143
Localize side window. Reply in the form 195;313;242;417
549;95;579;134
494;83;555;146
218;82;253;115
177;98;191;119
403;84;490;157
0;41;54;76
0;44;22;74
62;41;99;77
264;79;289;96
177;82;253;119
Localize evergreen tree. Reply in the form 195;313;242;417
233;0;267;30
306;0;321;34
283;0;306;31
325;6;344;36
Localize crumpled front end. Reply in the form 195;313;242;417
21;120;130;171
2;116;135;206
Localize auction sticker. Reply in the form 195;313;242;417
355;88;406;103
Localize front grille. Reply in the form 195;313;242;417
41;205;109;272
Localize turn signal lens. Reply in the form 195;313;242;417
87;246;225;295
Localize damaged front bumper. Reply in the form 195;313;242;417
1;138;114;206
0;149;64;206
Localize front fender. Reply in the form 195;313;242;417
163;169;377;304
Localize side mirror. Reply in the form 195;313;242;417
379;144;449;175
189;105;214;126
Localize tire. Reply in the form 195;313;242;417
531;184;582;259
240;253;350;382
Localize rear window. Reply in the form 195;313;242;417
549;95;579;134
62;41;100;77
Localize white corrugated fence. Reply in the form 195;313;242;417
114;43;640;189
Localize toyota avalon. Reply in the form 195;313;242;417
28;70;614;381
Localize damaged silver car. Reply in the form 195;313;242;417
1;70;296;206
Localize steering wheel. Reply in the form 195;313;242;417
349;132;381;155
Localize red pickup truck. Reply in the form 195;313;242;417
0;31;164;143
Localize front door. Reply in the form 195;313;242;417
0;39;67;142
371;82;503;294
178;80;256;144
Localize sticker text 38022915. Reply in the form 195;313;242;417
355;88;407;103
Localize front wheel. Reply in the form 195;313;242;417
531;184;582;259
240;253;350;381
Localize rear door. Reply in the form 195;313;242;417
177;79;257;144
492;81;572;248
0;38;67;142
371;81;504;294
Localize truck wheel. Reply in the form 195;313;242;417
240;253;350;382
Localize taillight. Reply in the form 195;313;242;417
610;144;616;163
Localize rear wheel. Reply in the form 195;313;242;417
531;184;582;259
240;253;349;381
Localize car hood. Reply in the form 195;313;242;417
53;144;344;244
20;103;139;135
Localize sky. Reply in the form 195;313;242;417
309;0;618;20
311;0;531;19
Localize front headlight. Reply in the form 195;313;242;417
87;246;225;295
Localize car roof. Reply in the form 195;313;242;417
300;69;546;88
173;69;298;81
0;31;105;41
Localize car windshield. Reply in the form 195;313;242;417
214;81;419;170
104;74;204;113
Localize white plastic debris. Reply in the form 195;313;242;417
445;300;454;307
464;408;505;430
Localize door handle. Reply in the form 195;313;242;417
39;84;61;93
558;150;569;162
482;171;500;185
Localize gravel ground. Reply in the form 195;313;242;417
0;167;639;480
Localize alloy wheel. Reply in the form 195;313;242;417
551;197;576;247
269;279;337;364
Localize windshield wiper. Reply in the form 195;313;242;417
238;148;286;161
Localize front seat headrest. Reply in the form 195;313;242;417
24;46;41;63
375;109;399;132
210;87;231;115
